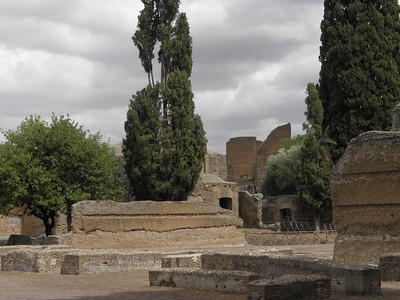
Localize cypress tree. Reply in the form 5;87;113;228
124;0;207;201
319;0;400;161
296;83;333;230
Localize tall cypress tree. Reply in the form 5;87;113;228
296;83;333;230
124;0;207;201
319;0;400;161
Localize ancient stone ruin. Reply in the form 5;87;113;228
68;200;246;249
331;106;400;264
192;173;239;215
226;123;291;190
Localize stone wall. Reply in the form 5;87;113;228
69;200;246;249
226;137;259;183
238;191;263;228
203;151;228;181
262;195;314;224
192;173;239;215
254;123;292;181
201;253;381;295
226;124;291;186
331;131;400;264
0;213;21;237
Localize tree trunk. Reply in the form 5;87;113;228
42;214;55;236
314;211;321;232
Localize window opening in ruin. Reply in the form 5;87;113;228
280;208;292;221
219;198;232;210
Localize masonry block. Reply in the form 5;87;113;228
247;275;331;300
161;254;201;269
149;268;260;293
379;253;400;282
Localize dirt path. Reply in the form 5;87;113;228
0;271;246;300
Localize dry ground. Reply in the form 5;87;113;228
0;244;399;300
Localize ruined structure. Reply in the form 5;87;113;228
262;195;314;224
203;151;228;181
226;123;291;190
331;105;400;264
192;173;239;215
68;200;246;249
238;191;263;228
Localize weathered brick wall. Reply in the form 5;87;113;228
254;123;291;181
226;124;291;185
226;137;258;182
331;131;400;264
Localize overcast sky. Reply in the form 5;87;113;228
0;0;324;153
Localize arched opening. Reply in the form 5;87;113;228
219;197;232;210
280;208;292;221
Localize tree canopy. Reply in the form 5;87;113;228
124;0;207;201
260;144;302;197
319;0;400;161
0;115;125;235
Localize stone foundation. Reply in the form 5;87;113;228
247;275;331;300
379;253;400;282
61;251;174;274
1;246;71;273
200;253;381;295
149;268;260;293
70;200;246;249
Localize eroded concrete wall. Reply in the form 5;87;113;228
331;131;400;264
70;200;246;249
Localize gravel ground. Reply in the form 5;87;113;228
0;244;399;300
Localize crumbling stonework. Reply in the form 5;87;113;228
247;275;331;300
192;173;239;215
379;253;400;282
69;200;246;249
331;131;400;264
203;151;228;181
226;124;291;188
0;212;21;237
238;191;263;228
262;195;314;224
201;253;381;295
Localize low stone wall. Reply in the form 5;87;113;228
201;253;381;295
379;253;400;282
69;200;246;249
149;268;259;293
1;246;72;273
247;275;331;300
61;251;180;274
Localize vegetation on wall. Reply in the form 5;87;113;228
124;0;207;201
0;115;125;236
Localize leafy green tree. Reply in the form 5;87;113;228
260;144;302;197
296;83;333;230
319;0;400;161
0;115;125;236
124;0;207;201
